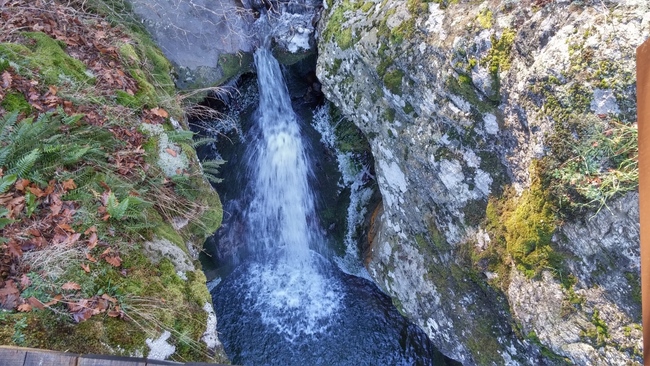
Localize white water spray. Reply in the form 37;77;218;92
243;47;341;340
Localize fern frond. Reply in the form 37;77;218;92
0;111;19;143
201;159;226;169
0;146;11;169
0;174;17;194
106;192;129;220
167;130;194;144
204;173;223;184
191;137;216;148
7;148;41;178
62;113;85;125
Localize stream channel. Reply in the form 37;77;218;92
197;45;460;366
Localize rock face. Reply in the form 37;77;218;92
127;0;254;89
126;0;323;89
317;0;648;364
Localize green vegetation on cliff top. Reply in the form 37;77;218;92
0;0;225;362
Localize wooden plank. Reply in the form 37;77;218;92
23;350;77;366
637;37;650;364
0;347;27;366
78;354;147;366
146;359;183;365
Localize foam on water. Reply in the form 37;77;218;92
247;261;341;342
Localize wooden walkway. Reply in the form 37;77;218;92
0;346;229;366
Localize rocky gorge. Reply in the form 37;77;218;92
129;0;647;364
2;0;643;364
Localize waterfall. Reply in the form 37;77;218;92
241;47;341;341
245;47;317;266
211;42;454;366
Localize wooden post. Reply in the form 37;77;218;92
638;38;650;364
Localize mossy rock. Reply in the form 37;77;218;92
219;52;254;81
383;69;404;96
273;47;315;66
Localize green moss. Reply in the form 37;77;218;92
361;1;375;12
403;101;414;114
155;223;187;250
376;57;393;78
476;163;572;291
581;308;609;347
484;28;516;74
332;58;343;73
337;28;355;50
193;178;223;236
625;272;642;305
1;92;32;115
503;173;560;279
384;107;396;123
0;33;93;87
218;52;254;81
406;0;429;13
383;69;404;95
446;75;495;114
477;9;493;29
323;3;359;50
481;28;515;98
389;19;416;45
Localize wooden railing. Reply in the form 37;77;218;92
0;346;230;366
637;37;650;364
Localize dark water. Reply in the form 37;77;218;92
213;259;458;366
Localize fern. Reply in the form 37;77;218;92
191;137;216;148
167;130;194;144
106;192;129;220
62;113;84;125
0;206;13;243
7;148;41;178
200;158;225;184
0;111;19;143
0;146;10;168
0;174;17;194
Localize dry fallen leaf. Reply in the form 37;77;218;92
86;252;98;263
1;71;12;89
58;223;75;233
62;179;77;191
20;274;31;289
26;186;45;198
43;294;62;307
15;179;30;192
28;296;45;310
17;303;32;312
104;255;122;267
61;282;82;291
165;148;177;157
150;107;169;118
101;293;117;304
87;232;98;249
81;263;91;273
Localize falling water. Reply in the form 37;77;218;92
239;46;341;340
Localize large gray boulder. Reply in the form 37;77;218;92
128;0;255;89
127;0;323;89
